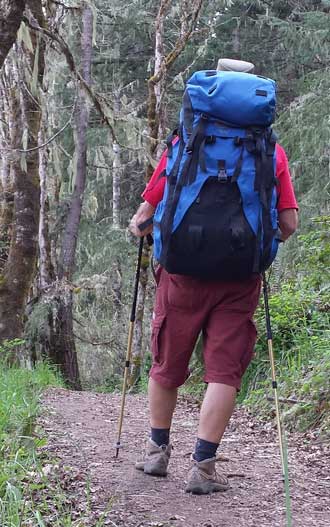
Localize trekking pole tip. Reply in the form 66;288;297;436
115;441;122;458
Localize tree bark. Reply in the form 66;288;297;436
112;90;121;229
0;0;26;70
0;4;45;351
0;80;14;273
0;70;26;344
146;0;170;179
59;8;92;279
153;2;167;158
54;6;93;389
232;22;240;54
112;141;121;229
38;116;54;290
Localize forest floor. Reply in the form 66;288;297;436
37;388;330;527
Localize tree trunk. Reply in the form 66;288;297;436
130;0;205;385
129;2;170;384
232;22;240;54
29;115;57;365
0;158;13;272
153;3;166;158
0;73;27;344
146;0;170;181
38;116;54;290
112;141;121;229
112;90;121;229
112;257;122;313
0;82;14;273
54;6;93;389
59;7;92;278
0;0;26;70
0;5;45;352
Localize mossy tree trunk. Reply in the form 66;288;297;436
0;0;26;70
112;91;121;229
0;1;45;358
52;5;94;390
38;113;55;292
0;83;14;274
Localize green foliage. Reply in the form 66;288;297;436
0;354;64;525
0;354;112;525
277;69;330;224
0;339;25;362
294;218;330;287
244;220;330;432
73;244;143;384
246;330;330;433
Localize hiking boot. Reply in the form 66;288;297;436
135;439;171;476
185;456;229;494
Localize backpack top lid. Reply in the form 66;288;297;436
184;70;276;128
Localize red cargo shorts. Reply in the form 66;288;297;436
149;267;261;390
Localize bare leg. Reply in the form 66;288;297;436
198;383;236;443
148;377;178;429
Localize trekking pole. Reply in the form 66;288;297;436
115;218;154;458
262;272;292;527
115;236;144;458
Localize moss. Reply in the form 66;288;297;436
31;173;40;187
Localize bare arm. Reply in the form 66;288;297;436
278;209;298;241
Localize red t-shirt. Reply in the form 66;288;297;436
142;143;298;212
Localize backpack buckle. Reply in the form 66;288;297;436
218;170;227;182
217;160;227;182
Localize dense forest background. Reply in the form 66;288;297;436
0;0;329;430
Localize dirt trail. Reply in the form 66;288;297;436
39;388;330;527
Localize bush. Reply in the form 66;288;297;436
0;351;63;525
244;220;330;433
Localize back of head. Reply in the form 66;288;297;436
217;58;255;73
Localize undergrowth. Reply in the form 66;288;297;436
0;344;108;526
242;220;330;433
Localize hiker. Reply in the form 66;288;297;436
129;58;298;494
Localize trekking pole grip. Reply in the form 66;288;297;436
138;216;154;232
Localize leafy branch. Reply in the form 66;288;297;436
22;16;118;143
148;0;204;86
146;0;205;175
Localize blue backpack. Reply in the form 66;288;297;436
153;70;280;281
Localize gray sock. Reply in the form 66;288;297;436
193;437;218;462
150;428;170;446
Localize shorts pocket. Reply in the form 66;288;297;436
240;319;258;374
151;314;166;364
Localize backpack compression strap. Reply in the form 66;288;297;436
248;128;277;271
